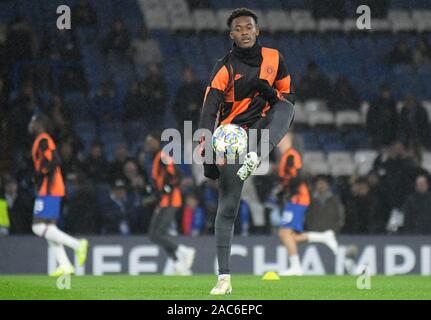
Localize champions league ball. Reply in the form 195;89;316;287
212;124;248;159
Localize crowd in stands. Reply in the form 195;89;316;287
1;1;431;237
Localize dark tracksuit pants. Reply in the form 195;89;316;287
215;100;295;274
149;207;179;260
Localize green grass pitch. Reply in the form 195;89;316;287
0;275;430;300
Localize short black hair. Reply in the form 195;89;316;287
227;8;258;28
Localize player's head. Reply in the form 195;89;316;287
28;113;51;136
227;8;259;49
144;130;162;153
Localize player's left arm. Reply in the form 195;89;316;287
274;53;295;105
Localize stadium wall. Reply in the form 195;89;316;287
1;236;430;275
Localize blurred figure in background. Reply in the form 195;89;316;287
83;141;109;184
298;62;332;101
122;81;146;122
63;173;100;234
129;26;162;80
128;174;158;234
109;143;131;181
145;131;196;275
366;84;399;149
142;64;167;129
342;176;376;234
402;174;431;234
182;192;206;236
101;19;130;58
329;75;360;112
413;37;431;65
173;68;204;132
387;40;413;66
3;176;33;234
72;0;98;27
100;179;131;235
399;94;431;159
305;175;345;234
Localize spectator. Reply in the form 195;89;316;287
91;81;119;121
413;38;431;65
3;176;32;234
402;174;431;234
366;84;399;148
142;64;168;129
137;148;152;181
83;141;109;183
101;20;130;57
8;84;41;154
329;75;360;112
59;66;87;93
123;159;140;189
342;177;376;234
128;174;158;234
100;179;131;235
399;94;431;153
63;173;100;234
129;26;162;80
5;17;39;67
173;68;204;131
122;81;146;122
373;141;423;232
387;40;413;66
109;143;130;181
72;0;98;27
182;192;206;236
47;29;80;62
59;140;81;180
298;62;332;101
46;94;71;139
305;176;345;233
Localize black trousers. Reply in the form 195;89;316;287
148;207;179;260
215;100;295;274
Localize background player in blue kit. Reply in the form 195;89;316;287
277;143;338;276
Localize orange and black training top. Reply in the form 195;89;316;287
199;42;295;131
152;150;182;208
31;132;65;197
278;147;310;206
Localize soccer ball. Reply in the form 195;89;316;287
212;124;248;159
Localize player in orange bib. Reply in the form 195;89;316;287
29;114;88;277
145;132;195;275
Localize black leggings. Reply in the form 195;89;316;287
148;207;179;260
215;100;295;274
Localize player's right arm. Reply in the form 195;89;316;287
198;59;229;132
198;59;229;180
37;138;61;177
